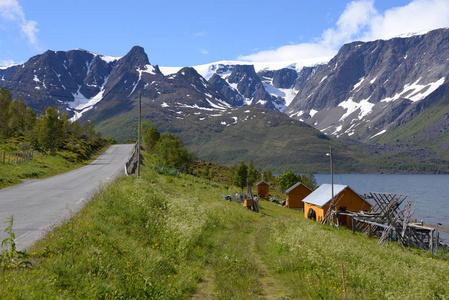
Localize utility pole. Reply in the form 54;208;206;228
137;93;141;177
326;146;334;224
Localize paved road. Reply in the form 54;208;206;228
0;144;134;251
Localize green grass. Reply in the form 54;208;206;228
0;146;109;189
1;152;448;299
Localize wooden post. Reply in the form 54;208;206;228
352;217;356;234
430;229;434;254
435;228;439;254
341;262;347;300
281;217;285;236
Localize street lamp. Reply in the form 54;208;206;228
326;146;334;224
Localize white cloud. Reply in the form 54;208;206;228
239;0;449;62
238;42;336;62
21;20;38;44
0;59;17;67
321;0;377;47
0;0;39;45
194;31;207;37
200;48;209;55
365;0;449;40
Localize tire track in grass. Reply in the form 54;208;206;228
192;267;216;299
251;223;294;299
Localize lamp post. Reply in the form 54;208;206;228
326;146;334;224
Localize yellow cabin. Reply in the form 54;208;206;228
256;181;270;198
302;184;371;225
285;182;313;209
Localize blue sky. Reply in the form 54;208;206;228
1;0;449;67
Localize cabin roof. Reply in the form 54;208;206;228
256;180;270;186
285;182;312;194
302;183;358;207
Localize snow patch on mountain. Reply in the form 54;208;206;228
382;77;446;103
370;129;387;139
70;76;110;121
352;77;365;91
160;57;331;79
99;55;121;63
339;98;374;121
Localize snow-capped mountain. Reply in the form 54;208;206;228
0;46;329;125
285;28;449;141
2;27;449;146
0;48;121;117
159;57;330;112
0;46;231;121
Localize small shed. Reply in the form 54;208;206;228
285;182;313;209
302;183;372;225
256;180;270;198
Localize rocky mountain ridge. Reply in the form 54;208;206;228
285;28;449;142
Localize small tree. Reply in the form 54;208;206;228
143;127;160;152
278;170;300;192
279;170;317;192
262;169;274;183
37;107;62;154
0;88;12;139
83;120;96;139
299;173;318;190
204;164;211;179
233;161;248;193
247;159;259;187
155;133;192;171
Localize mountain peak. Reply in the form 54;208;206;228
119;46;150;68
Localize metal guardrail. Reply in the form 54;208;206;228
124;143;138;176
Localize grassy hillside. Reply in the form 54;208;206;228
1;152;448;299
0;139;109;189
92;102;449;174
366;93;449;173
93;105;369;173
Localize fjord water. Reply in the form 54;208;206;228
315;174;449;243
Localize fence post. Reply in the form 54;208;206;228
341;262;347;300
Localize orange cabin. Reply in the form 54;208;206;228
302;184;372;225
256;181;270;198
285;182;313;209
